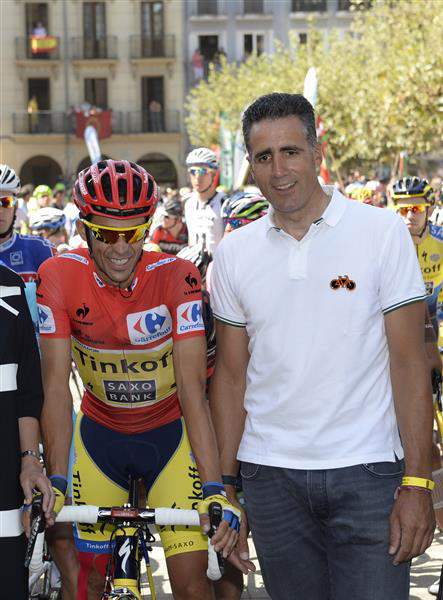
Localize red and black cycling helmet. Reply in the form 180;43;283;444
73;159;158;221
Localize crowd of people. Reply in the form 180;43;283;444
2;91;443;600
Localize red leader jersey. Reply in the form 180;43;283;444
36;249;205;433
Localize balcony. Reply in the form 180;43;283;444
242;0;272;14
71;36;118;60
127;110;180;134
13;111;72;135
15;36;61;60
189;0;227;18
291;0;327;11
130;35;175;59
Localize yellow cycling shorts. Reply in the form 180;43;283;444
72;411;207;558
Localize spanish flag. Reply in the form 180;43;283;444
31;36;57;54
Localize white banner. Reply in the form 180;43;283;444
84;125;102;164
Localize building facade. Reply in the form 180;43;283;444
184;0;353;88
1;0;186;190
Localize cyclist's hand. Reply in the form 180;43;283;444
20;458;54;536
198;491;241;558
389;490;435;565
45;476;68;527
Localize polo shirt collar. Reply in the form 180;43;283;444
264;185;348;232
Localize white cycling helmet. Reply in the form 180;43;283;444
186;148;218;169
0;164;20;195
29;207;66;230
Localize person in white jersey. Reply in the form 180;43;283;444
184;148;226;256
209;93;435;600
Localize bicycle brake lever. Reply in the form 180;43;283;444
24;495;45;568
207;502;225;578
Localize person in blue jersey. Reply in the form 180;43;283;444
0;165;56;283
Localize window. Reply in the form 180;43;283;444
84;78;108;109
299;33;308;44
83;2;106;57
291;0;327;11
244;0;264;13
141;76;164;132
25;3;48;35
197;0;217;16
141;1;164;56
337;0;351;8
141;1;163;37
199;35;219;61
243;33;264;58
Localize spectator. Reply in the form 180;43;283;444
192;48;204;81
209;92;435;600
150;196;188;254
0;264;54;599
149;99;163;132
27;95;39;133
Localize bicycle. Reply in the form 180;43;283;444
26;495;61;600
27;475;223;600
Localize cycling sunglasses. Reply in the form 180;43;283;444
188;167;212;177
0;196;17;208
396;204;427;216
80;219;151;245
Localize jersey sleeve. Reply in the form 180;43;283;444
150;227;162;244
36;256;71;338
211;239;246;327
378;216;427;314
167;259;205;341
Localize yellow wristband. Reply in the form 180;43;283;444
401;476;434;490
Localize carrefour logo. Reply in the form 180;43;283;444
127;305;172;345
36;303;56;334
177;301;204;334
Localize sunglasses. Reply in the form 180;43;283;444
188;167;212;177
81;219;151;245
0;196;17;208
396;204;427;216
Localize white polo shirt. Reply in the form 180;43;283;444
211;186;426;470
184;191;226;255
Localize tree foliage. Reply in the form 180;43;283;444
185;0;443;172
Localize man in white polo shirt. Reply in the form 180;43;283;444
209;92;435;600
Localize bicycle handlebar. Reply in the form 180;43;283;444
29;504;222;580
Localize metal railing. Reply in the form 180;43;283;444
291;0;327;11
127;110;180;134
13;111;72;134
15;36;61;60
129;34;175;59
71;36;118;60
242;0;272;14
189;0;224;16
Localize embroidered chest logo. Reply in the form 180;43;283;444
330;275;356;291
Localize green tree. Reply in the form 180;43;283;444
185;0;443;174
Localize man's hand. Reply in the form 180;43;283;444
198;492;241;559
20;456;54;537
224;489;256;575
389;489;435;565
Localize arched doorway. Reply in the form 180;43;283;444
76;155;111;175
19;155;63;188
136;153;177;189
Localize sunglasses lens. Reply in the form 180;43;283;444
0;196;16;208
189;167;209;176
90;225;146;244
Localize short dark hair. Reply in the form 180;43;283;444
242;93;317;153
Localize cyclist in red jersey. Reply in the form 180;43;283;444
37;160;250;599
150;196;188;254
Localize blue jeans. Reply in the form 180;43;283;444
241;460;409;600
